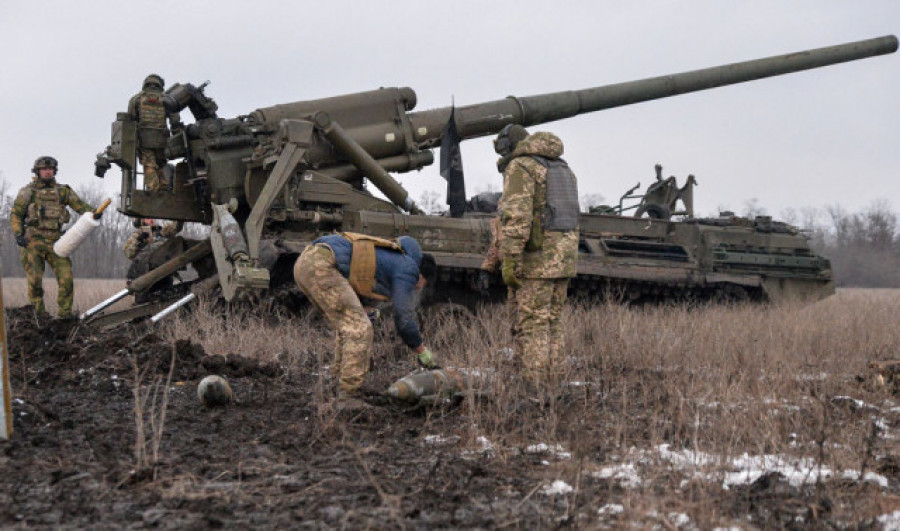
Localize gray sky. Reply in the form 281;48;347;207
1;1;897;220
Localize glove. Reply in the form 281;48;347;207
93;211;103;220
14;234;27;248
417;347;440;370
501;258;521;289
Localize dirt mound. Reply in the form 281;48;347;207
2;307;565;527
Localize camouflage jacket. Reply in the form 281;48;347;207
123;221;182;259
10;178;93;242
497;132;579;279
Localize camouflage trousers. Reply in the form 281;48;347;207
294;244;373;393
140;148;169;191
509;277;570;383
19;237;74;317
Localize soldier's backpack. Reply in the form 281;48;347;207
531;156;579;232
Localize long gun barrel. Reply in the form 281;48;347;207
409;35;898;145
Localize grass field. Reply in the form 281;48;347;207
6;280;900;526
157;287;900;526
2;278;125;315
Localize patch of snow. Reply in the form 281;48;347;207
592;463;643;488
877;510;900;529
598;503;624;516
832;395;877;411
423;434;460;446
525;443;571;460
462;436;495;458
657;444;717;468
839;470;889;488
540;480;573;495
651;445;887;491
669;512;691;527
795;372;828;381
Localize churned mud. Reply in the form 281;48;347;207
1;306;899;528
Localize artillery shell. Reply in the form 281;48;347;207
386;369;467;403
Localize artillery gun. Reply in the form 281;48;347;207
86;35;897;325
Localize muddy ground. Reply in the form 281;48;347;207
1;306;898;528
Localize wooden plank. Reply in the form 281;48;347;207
0;262;11;439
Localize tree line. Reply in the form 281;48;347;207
0;173;896;288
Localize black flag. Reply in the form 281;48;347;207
440;106;466;218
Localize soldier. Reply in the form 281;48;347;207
493;125;580;386
293;233;438;411
123;218;183;260
127;74;181;192
10;156;99;318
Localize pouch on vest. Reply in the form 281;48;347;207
138;92;169;148
341;232;404;302
26;186;69;230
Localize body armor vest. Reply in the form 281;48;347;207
341;232;404;302
25;184;70;235
137;90;168;148
532;156;579;232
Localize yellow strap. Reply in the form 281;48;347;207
341;231;403;252
342;232;404;301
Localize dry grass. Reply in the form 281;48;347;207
156;288;900;525
2;278;126;316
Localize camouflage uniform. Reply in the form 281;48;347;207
498;132;579;382
127;75;178;191
294;234;427;394
123;221;182;260
294;244;373;392
10;177;94;317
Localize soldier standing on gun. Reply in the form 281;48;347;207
127;74;181;192
493;125;580;388
10;156;99;318
294;233;438;413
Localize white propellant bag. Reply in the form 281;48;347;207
53;198;111;258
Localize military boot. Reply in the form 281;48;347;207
336;388;373;418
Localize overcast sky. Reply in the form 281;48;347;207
1;1;897;221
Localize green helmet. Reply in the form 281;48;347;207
493;124;529;156
143;74;165;90
32;155;58;175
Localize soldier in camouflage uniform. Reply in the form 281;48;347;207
123;218;183;260
10;156;98;318
494;125;580;385
127;74;181;192
294;233;437;410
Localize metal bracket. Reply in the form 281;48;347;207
244;119;314;262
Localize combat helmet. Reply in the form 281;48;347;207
32;155;58;175
493;124;529;156
143;74;165;90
